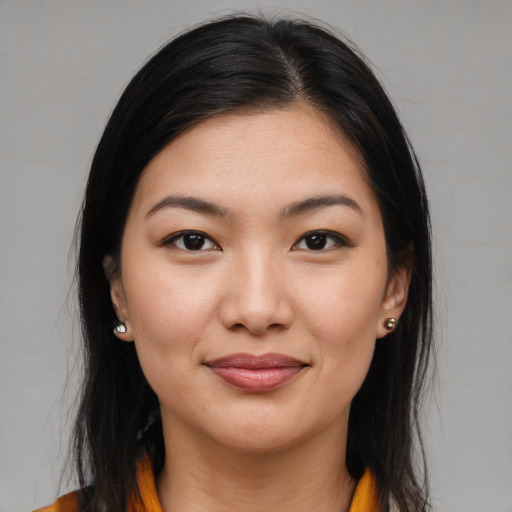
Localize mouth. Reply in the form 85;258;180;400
203;353;309;392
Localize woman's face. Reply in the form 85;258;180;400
109;106;409;453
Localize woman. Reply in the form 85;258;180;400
37;14;433;512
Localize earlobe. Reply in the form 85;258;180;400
112;319;134;342
112;319;133;342
103;255;134;342
376;264;411;339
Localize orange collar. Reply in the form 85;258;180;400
37;455;381;511
133;456;381;512
347;467;381;512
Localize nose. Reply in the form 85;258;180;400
219;251;293;335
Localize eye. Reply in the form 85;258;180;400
293;231;348;251
162;231;219;251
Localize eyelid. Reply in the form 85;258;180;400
159;230;221;251
292;230;351;251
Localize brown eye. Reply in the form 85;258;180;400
182;233;207;250
164;231;219;251
303;233;328;250
293;231;347;251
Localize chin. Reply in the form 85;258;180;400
212;428;306;455
200;408;341;456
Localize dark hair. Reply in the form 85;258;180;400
73;14;433;512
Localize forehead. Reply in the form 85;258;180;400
129;105;377;218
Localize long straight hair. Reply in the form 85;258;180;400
73;14;433;511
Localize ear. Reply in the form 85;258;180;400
376;262;412;339
103;255;133;342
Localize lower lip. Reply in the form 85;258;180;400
208;366;304;392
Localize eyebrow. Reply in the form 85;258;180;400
280;194;363;218
146;196;229;219
145;193;362;220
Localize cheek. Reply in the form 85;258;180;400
295;261;386;378
122;260;220;361
300;267;385;336
121;263;223;412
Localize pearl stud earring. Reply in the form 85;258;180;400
383;318;397;331
113;322;127;334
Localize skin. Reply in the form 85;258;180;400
108;105;410;512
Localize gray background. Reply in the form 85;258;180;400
1;1;511;511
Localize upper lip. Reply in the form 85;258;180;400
204;353;307;369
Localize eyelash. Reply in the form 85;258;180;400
160;230;350;252
160;231;220;251
292;230;350;251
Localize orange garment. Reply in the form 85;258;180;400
35;456;381;511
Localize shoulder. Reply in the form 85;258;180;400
32;454;157;512
33;490;80;512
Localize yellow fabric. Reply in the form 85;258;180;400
349;468;381;512
35;457;380;511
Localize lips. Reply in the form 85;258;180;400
204;353;308;392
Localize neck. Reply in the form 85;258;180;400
157;415;355;512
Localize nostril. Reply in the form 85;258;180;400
231;323;245;330
227;321;287;335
